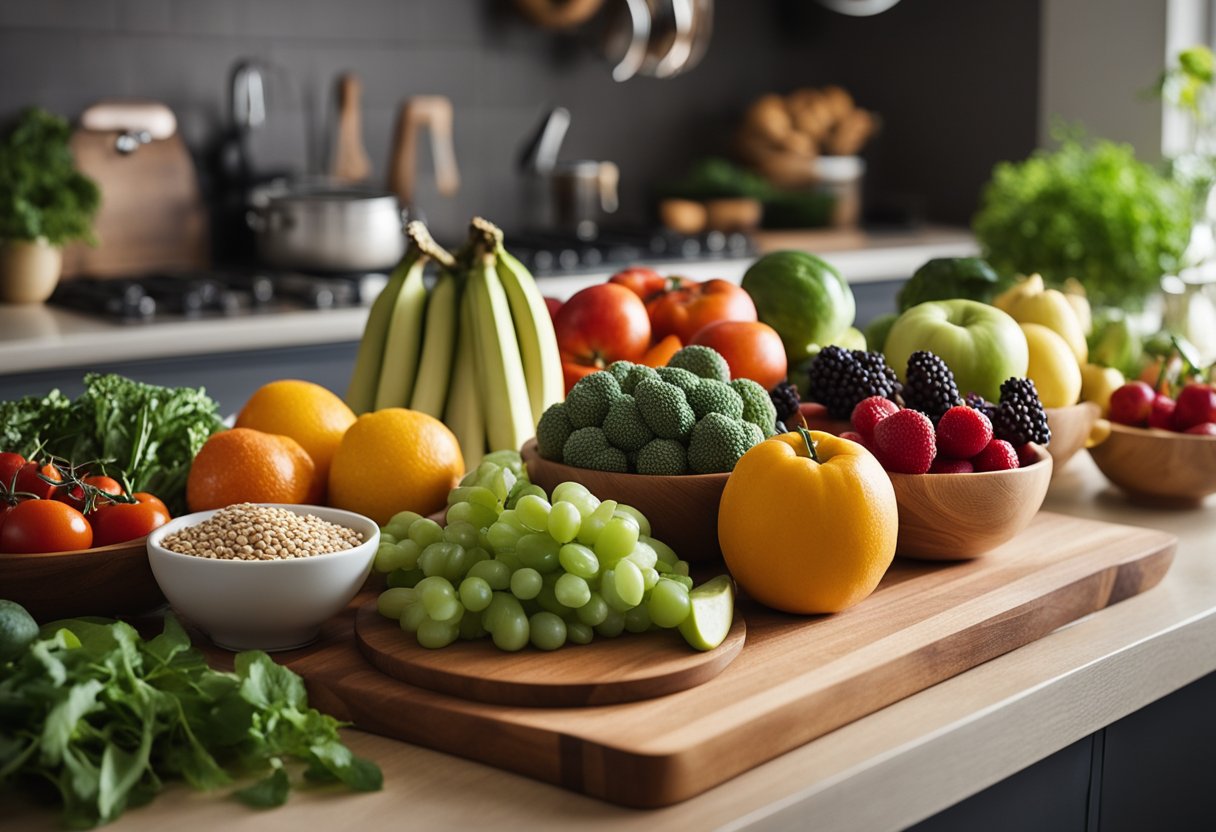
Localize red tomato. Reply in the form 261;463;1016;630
0;499;92;553
89;501;170;547
646;278;757;344
691;320;789;389
57;475;125;513
561;362;599;394
0;452;25;489
555;283;651;371
15;461;63;500
608;267;667;302
132;492;170;517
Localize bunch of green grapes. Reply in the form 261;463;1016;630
373;451;703;652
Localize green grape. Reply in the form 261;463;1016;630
648;578;691;628
442;546;473;583
624;603;652;633
444;520;480;548
594;517;639;566
374;541;402;573
647;537;679;566
458;576;493;612
498;508;526;532
613;559;645;607
486;521;523;553
535;582;567;616
510;567;543;600
552;481;600;518
516;494;552;532
396;539;423;570
448;485;499;510
416;576;461;622
529;612;567;651
379;531;397;545
408;518;444;548
558;543;599;579
577;499;618;546
595;608;626;638
600;569;633;613
467;559;511;590
614;505;651;537
377;587;418;619
660;573;694;591
673;559;691;577
642;566;660;591
459;608;487;640
419;541;456;577
481;591;512;632
400;601;428;633
488;466;517;502
417;618;460;649
387;567;424;588
625;539;658;571
508;483;547;508
517;533;560;573
547;501;582;544
384;510;423;539
492;604;530;652
555;573;591;608
472;460;501;488
495;552;523;573
567;620;594;645
575;592;609;626
483;449;523;470
446;501;498;529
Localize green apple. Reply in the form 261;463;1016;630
678;575;735;651
884;300;1028;403
741;251;855;365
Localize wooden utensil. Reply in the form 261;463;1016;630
1044;402;1102;477
356;601;745;707
522;440;728;562
514;0;605;28
1088;423;1216;507
386;96;460;211
330;73;371;182
888;444;1053;560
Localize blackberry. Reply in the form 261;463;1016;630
804;346;901;420
963;392;999;424
994;378;1051;446
769;381;801;424
902;351;962;421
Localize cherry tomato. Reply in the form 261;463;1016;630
646;278;757;344
608;267;667;302
15;461;64;500
0;452;25;489
57;475;125;513
89;501;170;547
0;499;92;553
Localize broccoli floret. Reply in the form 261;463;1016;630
565;371;622;428
607;360;635;385
621;364;660;394
687;412;761;474
687;379;745;420
562;426;628;472
635;438;688;476
656;365;701;393
535;402;573;461
743;420;766;447
633;378;696;440
601;394;655;452
668;345;730;383
731;378;780;437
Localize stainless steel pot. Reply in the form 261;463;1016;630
247;183;406;272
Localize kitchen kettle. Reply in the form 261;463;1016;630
518;107;619;240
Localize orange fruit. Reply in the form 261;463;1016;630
328;408;464;525
186;428;320;512
234;380;356;492
640;334;682;368
717;431;897;614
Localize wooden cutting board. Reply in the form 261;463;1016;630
256;511;1174;809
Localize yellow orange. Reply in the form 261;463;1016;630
328;408;464;525
235;380;356;491
186;428;320;512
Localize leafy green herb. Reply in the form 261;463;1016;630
0;108;100;246
0;612;381;828
973;132;1192;309
0;373;224;515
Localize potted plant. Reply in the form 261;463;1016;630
0;107;99;304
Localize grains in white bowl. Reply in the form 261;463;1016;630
162;503;363;561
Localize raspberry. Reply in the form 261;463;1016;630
935;405;993;459
1015;443;1040;467
872;408;936;474
973;439;1020;472
903;351;962;422
851;396;900;441
928;457;975;474
994;378;1051;446
804;346;901;420
839;430;869;448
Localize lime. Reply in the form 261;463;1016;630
0;599;39;662
677;575;735;651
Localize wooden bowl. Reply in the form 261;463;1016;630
1044;402;1102;477
1088;423;1216;507
521;440;728;562
888;445;1053;560
0;536;164;623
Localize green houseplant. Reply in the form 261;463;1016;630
0;107;99;303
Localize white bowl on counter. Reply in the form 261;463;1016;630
146;503;379;652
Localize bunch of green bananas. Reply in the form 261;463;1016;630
346;218;563;471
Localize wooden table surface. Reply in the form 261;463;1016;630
5;452;1214;832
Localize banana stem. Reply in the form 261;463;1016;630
405;221;456;269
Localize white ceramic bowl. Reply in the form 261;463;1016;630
146;504;379;652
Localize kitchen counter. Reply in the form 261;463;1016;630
0;227;976;378
4;454;1214;831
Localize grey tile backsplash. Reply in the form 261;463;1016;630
0;0;1039;243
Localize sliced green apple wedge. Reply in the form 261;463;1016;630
678;575;735;651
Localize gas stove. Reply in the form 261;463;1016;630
505;228;755;275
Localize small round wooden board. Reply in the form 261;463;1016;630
354;599;746;708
